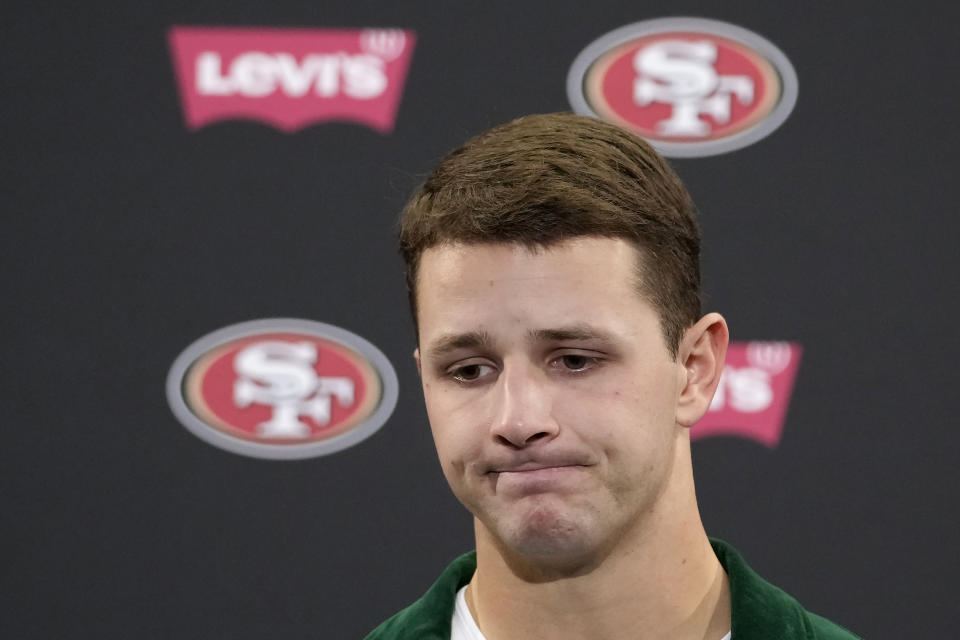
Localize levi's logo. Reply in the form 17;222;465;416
168;27;416;132
693;341;802;447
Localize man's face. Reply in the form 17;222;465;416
415;237;691;565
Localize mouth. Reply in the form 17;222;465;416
486;455;592;474
489;463;589;496
493;462;586;474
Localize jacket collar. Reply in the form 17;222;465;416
368;538;819;639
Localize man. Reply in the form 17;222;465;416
366;113;860;640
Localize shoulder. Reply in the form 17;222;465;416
364;552;477;640
710;539;862;640
808;612;863;640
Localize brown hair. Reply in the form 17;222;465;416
399;112;701;356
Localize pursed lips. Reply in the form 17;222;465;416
482;451;593;473
485;462;589;497
491;461;587;473
480;456;593;493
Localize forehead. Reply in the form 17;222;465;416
415;238;654;342
418;236;638;289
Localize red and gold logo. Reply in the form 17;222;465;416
167;319;398;459
568;18;798;157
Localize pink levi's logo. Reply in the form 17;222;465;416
692;341;802;447
168;27;416;132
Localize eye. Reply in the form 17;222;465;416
551;353;601;372
448;363;496;383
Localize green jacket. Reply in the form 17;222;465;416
364;539;862;639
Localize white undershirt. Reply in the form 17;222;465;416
451;585;487;640
451;585;732;640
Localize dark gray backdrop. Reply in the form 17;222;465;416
4;1;958;638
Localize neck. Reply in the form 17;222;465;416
466;440;730;640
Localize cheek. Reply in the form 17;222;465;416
557;381;674;450
553;390;623;444
424;389;486;472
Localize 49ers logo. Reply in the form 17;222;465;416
567;18;798;157
167;319;398;459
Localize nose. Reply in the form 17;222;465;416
490;360;559;449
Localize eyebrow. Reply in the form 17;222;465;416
527;324;617;344
425;331;493;360
425;324;616;360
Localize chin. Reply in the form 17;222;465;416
494;503;601;568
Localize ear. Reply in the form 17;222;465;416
413;348;422;377
676;313;729;427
